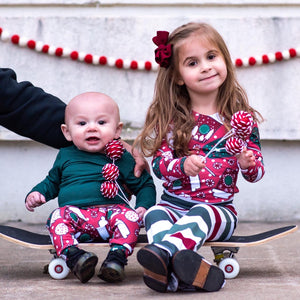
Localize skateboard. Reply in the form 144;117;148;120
0;224;297;280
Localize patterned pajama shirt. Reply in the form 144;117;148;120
144;112;265;256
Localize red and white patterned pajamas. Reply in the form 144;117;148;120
47;204;141;257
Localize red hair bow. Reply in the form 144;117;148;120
152;31;172;68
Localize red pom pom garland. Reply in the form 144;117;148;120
230;111;253;140
0;26;298;71
225;137;246;155
104;139;125;161
102;163;120;181
100;140;132;208
100;181;118;199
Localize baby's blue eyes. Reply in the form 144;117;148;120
77;120;106;126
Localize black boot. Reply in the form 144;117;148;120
137;244;171;293
172;250;225;292
63;246;98;283
97;249;128;283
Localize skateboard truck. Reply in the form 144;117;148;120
211;246;240;279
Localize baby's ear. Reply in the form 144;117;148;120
114;122;123;139
61;124;72;141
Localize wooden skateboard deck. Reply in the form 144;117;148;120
0;224;296;249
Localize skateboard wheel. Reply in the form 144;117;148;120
48;258;70;280
218;257;240;279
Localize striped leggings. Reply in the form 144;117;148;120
144;203;238;256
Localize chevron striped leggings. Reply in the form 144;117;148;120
144;203;238;256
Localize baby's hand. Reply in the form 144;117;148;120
25;191;46;212
184;154;206;177
236;147;256;170
135;207;147;221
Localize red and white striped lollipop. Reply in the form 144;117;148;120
100;181;118;198
225;137;246;155
231;111;253;140
104;139;125;161
102;163;120;181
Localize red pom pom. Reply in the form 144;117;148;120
249;57;256;66
289;48;296;57
231;111;253;140
104;140;125;161
84;54;93;64
55;47;63;57
115;59;123;69
70;51;79;60
99;56;107;65
225;137;245;155
101;181;118;198
102;163;120;181
144;61;152;71
262;54;269;64
11;34;20;44
275;51;283;61
42;44;49;53
0;28;2;35
130;60;138;70
27;40;36;49
235;58;243;67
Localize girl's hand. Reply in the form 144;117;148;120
236;147;256;170
25;191;46;212
183;154;206;176
122;140;150;177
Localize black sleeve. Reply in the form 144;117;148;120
0;68;71;149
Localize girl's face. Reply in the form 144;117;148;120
176;34;227;102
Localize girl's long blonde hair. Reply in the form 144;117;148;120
134;22;262;157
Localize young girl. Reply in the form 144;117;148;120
134;22;265;293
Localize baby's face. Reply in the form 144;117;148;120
61;93;122;153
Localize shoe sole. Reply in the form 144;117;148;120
98;262;125;283
73;253;98;283
173;250;225;292
137;247;168;292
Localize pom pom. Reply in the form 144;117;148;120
231;111;253;140
99;56;107;65
102;163;120;181
225;137;245;155
104;139;124;161
84;54;93;64
115;58;123;69
101;181;118;198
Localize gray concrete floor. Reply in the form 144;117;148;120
0;221;299;300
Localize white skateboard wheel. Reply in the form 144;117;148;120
218;257;240;279
48;258;70;280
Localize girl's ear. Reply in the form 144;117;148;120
114;122;123;139
61;124;73;141
177;78;185;86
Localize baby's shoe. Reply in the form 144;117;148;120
98;249;127;282
63;246;98;283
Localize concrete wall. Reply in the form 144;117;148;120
0;0;299;223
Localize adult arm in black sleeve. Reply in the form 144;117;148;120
0;68;71;149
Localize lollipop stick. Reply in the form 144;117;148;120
203;129;234;160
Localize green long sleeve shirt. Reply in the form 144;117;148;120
29;145;156;209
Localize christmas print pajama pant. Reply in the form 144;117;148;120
47;204;141;257
144;203;238;255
